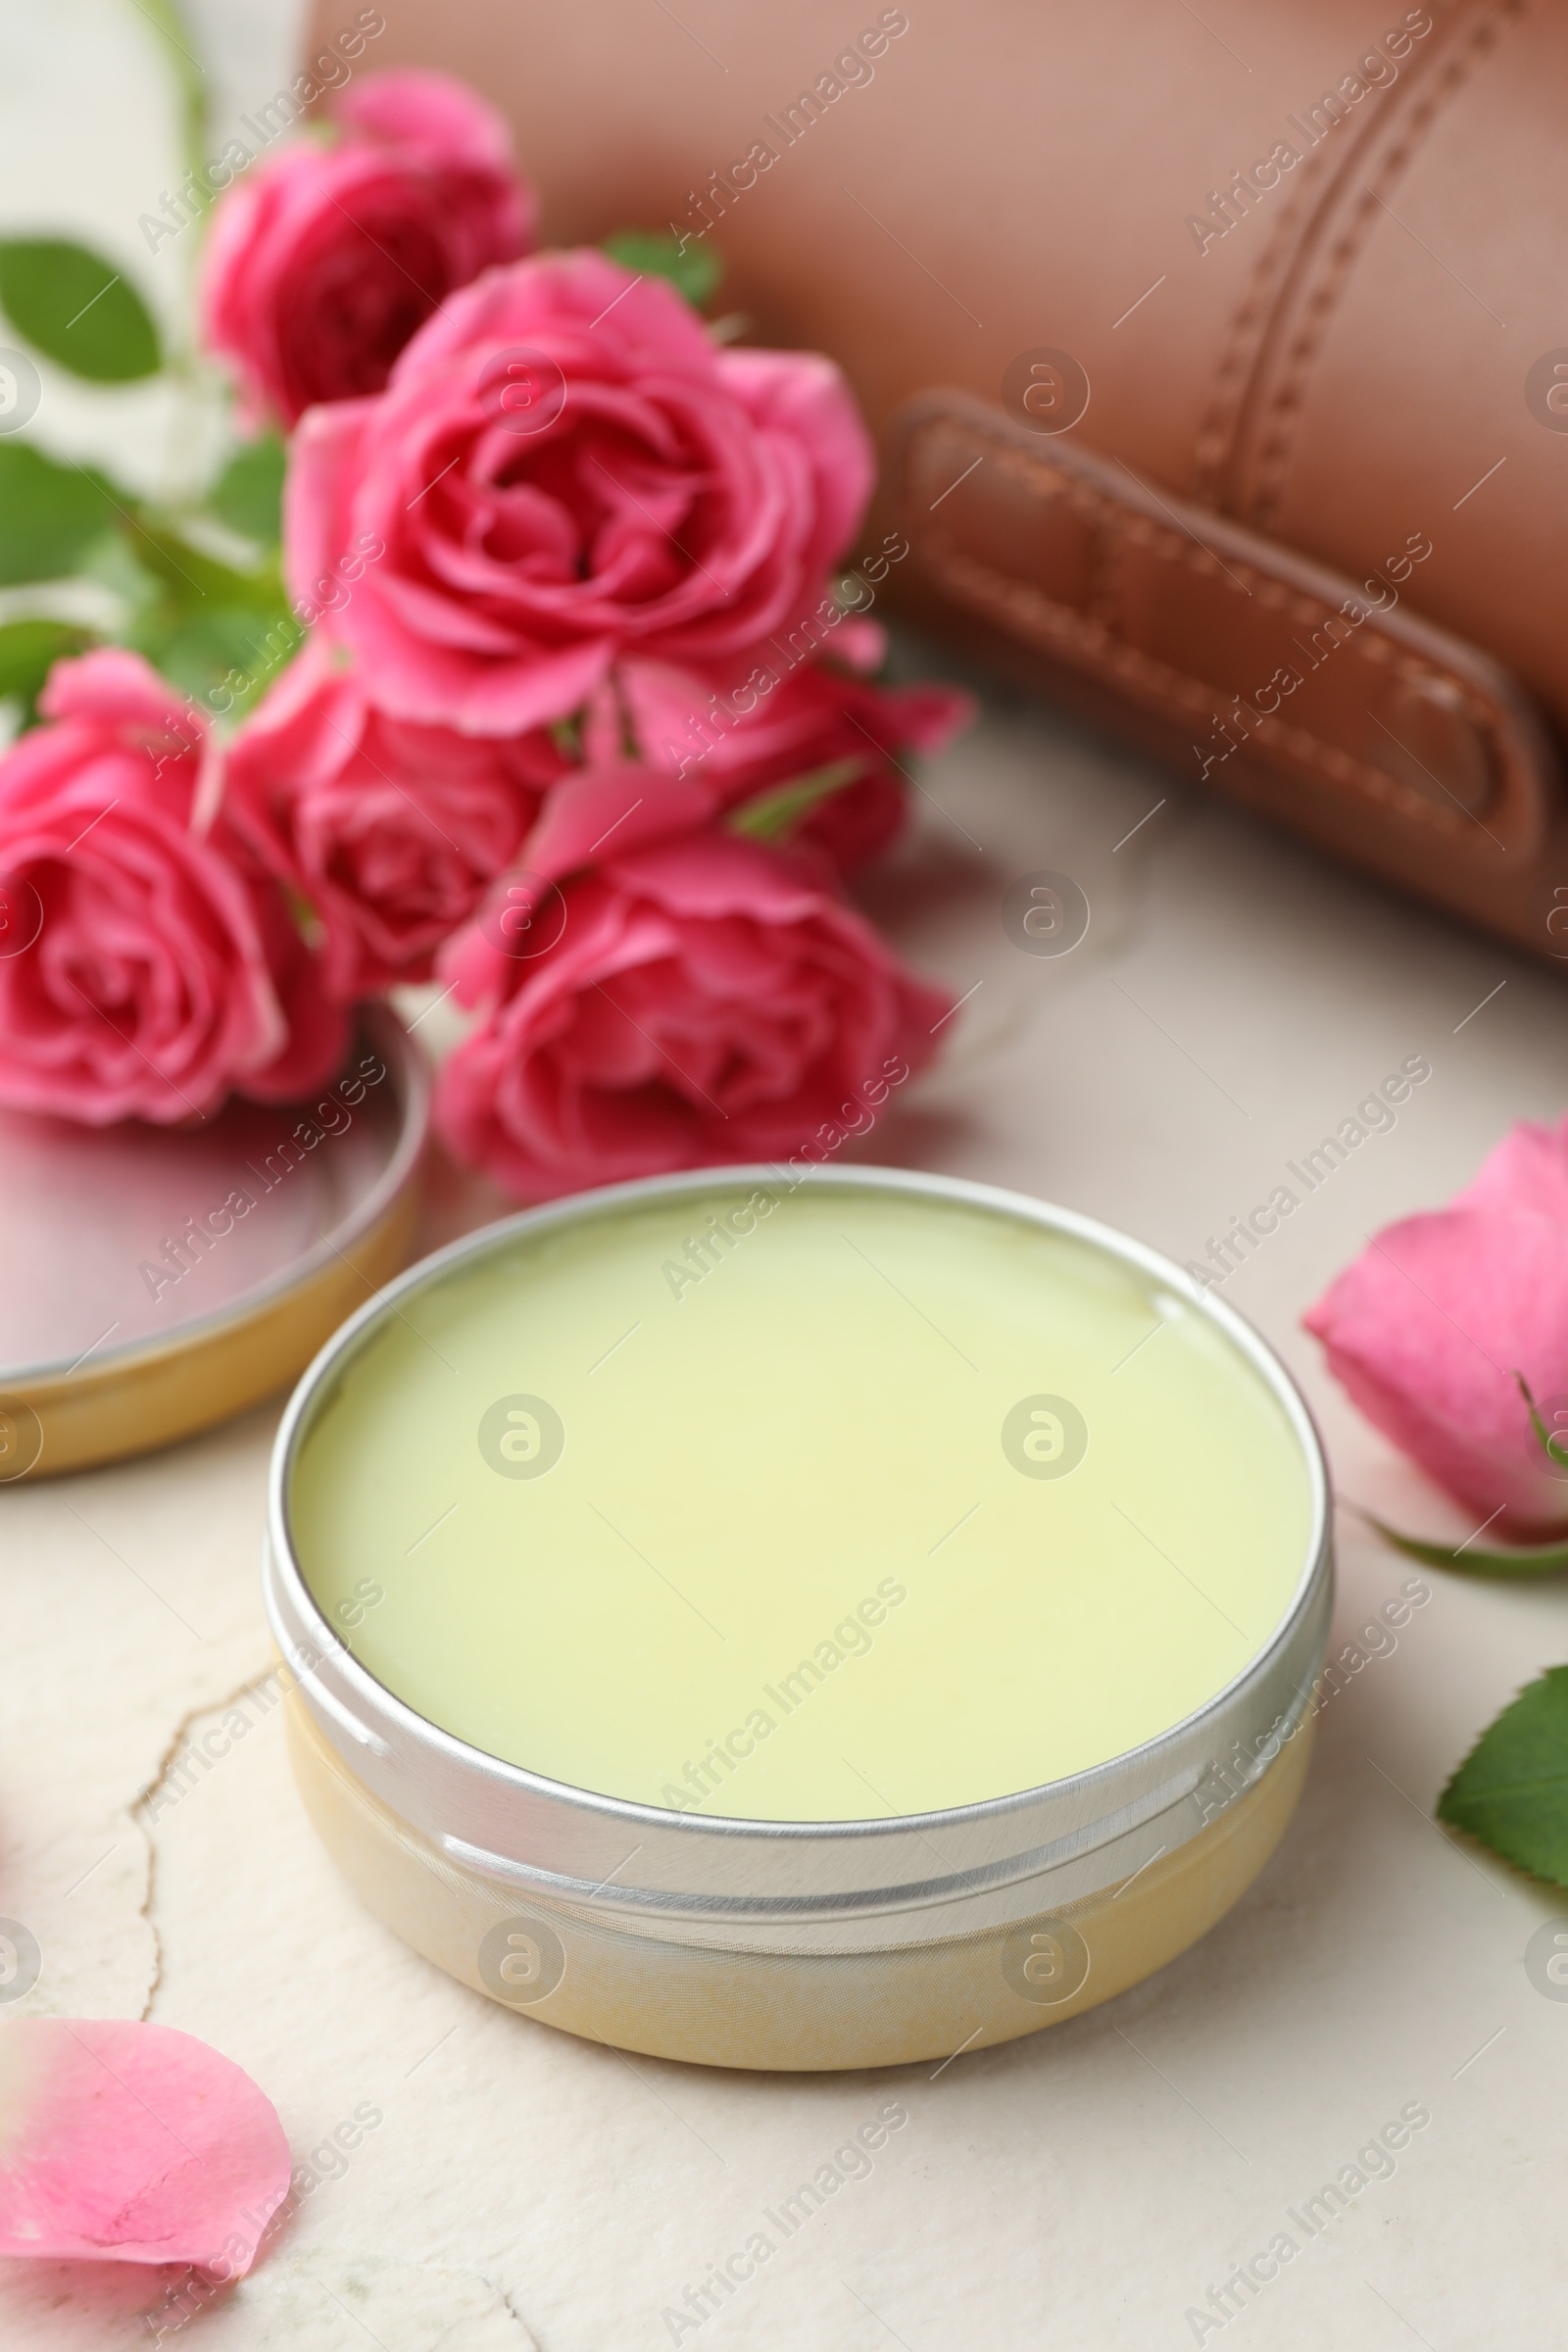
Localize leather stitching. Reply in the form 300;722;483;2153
1190;177;1316;501
904;417;1504;846
1192;94;1373;503
1240;0;1522;527
1084;490;1123;630
937;533;1478;839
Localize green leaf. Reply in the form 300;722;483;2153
602;229;723;311
0;617;95;725
727;759;866;843
1361;1508;1568;1580
1516;1371;1568;1470
0;239;162;382
1439;1667;1568;1886
209;435;286;546
148;608;299;711
0;442;122;585
122;515;285;616
79;525;167;631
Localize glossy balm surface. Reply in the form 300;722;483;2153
290;1186;1314;1823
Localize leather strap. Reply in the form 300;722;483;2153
891;391;1559;877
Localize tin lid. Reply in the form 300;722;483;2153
0;1004;427;1481
264;1167;1333;1954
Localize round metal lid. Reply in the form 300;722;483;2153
0;1004;427;1479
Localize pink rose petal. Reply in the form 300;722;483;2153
587;655;973;873
283;250;876;736
0;2020;290;2278
332;67;518;172
200;69;535;425
222;640;563;998
1305;1110;1568;1538
0;650;346;1125
434;824;954;1200
522;764;713;885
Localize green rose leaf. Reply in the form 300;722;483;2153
0;239;162;382
1362;1509;1568;1580
210;435;287;546
0;617;95;726
727;759;866;843
122;514;286;617
1439;1667;1568;1887
147;608;301;712
0;443;122;586
602;229;724;312
114;520;301;715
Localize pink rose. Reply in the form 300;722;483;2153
589;655;973;872
200;70;535;426
222;644;565;998
1305;1112;1568;1538
0;651;346;1125
433;776;951;1199
286;251;874;733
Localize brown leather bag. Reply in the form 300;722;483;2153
307;0;1568;962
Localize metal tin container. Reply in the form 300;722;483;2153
0;1005;426;1481
264;1167;1331;2073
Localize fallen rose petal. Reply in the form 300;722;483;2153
0;2019;290;2277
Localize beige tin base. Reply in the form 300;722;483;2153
285;1693;1312;2073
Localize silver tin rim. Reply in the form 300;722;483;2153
2;1001;428;1390
265;1165;1332;1953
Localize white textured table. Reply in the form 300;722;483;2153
3;10;1567;2348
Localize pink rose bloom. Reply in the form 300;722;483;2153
223;644;565;998
588;656;973;872
433;774;951;1200
200;70;535;426
0;651;347;1125
286;251;874;734
1305;1113;1568;1538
